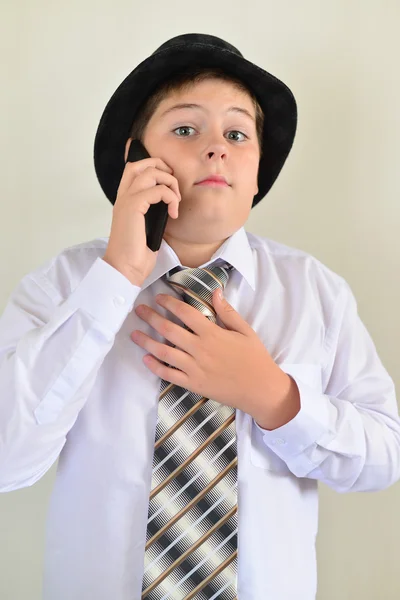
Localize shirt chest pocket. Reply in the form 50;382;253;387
248;363;322;473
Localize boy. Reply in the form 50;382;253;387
0;33;399;600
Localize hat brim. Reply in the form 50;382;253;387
93;42;297;208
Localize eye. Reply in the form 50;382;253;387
173;126;248;142
227;130;247;142
173;126;196;137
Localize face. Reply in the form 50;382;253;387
124;79;260;248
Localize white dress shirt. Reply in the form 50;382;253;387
0;226;399;600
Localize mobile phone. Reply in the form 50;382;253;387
126;139;169;252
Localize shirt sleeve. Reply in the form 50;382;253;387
0;257;141;492
254;279;400;493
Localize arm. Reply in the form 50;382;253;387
0;257;141;492
254;279;400;493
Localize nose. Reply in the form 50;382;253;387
205;143;228;161
207;149;226;160
203;132;229;161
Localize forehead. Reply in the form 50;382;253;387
154;78;256;118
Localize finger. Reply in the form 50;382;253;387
128;157;173;177
140;185;181;219
118;158;173;197
211;289;251;335
132;167;181;201
157;294;213;336
137;332;193;372
143;354;190;387
135;305;196;353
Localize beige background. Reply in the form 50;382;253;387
1;1;399;598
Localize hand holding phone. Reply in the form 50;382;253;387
103;139;181;287
126;139;171;252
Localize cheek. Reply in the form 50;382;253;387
238;162;259;188
169;166;190;192
236;149;259;176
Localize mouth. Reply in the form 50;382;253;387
195;180;230;187
195;175;230;187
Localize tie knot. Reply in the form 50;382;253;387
163;263;233;323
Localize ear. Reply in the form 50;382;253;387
124;138;133;163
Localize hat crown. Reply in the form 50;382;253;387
154;33;243;58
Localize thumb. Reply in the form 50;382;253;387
212;288;249;334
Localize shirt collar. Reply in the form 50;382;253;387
140;226;256;292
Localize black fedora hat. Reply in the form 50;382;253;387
93;33;297;208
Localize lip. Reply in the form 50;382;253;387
195;175;230;186
196;180;230;187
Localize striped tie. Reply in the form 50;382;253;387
141;263;238;600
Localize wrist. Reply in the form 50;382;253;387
253;373;301;431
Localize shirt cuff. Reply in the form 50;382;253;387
253;375;332;460
63;257;142;334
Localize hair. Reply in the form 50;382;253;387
128;67;265;157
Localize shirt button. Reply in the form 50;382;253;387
272;438;286;446
113;295;126;307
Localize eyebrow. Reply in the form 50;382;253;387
159;103;256;123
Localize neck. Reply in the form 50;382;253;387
163;234;229;268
